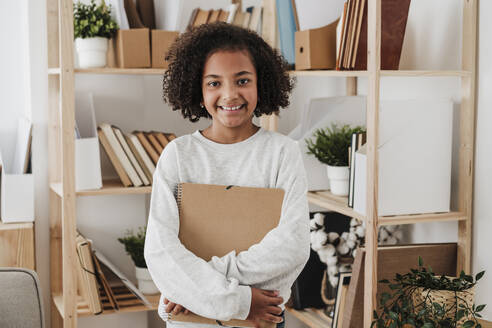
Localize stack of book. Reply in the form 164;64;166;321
186;5;262;33
336;0;411;70
76;232;151;314
97;123;176;187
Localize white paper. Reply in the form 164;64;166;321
294;0;345;31
353;99;453;216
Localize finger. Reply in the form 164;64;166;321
266;296;284;305
184;309;190;315
164;298;169;304
267;306;283;316
261;290;279;297
173;304;183;314
262;314;284;323
165;302;176;313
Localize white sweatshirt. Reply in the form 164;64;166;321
144;128;310;328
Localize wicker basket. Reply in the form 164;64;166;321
412;285;475;325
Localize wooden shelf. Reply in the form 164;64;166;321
71;68;471;78
75;68;166;75
0;221;33;231
308;190;466;225
52;293;160;318
50;180;152;197
286;307;332;328
307;191;365;220
48;67;61;75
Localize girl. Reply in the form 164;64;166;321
144;22;310;328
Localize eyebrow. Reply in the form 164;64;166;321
203;71;253;79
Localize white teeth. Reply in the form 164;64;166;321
221;105;243;111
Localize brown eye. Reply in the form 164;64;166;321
237;78;249;86
208;81;220;87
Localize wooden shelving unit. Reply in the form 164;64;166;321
46;0;477;327
0;221;36;270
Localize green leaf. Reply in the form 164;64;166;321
389;311;399;321
476;271;485;281
422;323;433;328
418;256;423;267
463;320;475;328
475;304;486;312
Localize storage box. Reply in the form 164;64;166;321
115;28;150;68
151;30;179;68
0;154;34;223
295;20;338;70
75;93;102;191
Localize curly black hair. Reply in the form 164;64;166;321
162;22;295;122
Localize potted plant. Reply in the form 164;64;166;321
373;257;486;328
74;0;118;68
118;226;159;295
305;124;365;196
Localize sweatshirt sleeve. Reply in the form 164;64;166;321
208;142;310;286
144;142;252;321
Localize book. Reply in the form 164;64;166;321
145;132;164;154
98;127;132;187
226;3;239;24
186;8;199;31
153;132;169;149
207;9;221;23
332;272;351;328
346;0;362;68
248;6;262;32
350;0;366;68
336;2;349;70
242;12;251;29
193;8;211;27
164;133;177;141
76;233;103;314
113;126;149;186
276;0;297;65
166;183;284;326
100;123;142;187
133;131;160;165
341;243;457;328
92;251;118;310
126;133;155;183
218;9;229;22
353;0;411;70
348;132;366;208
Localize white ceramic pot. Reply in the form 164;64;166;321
135;267;159;295
326;165;350;196
75;37;108;68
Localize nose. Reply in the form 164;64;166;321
222;81;239;101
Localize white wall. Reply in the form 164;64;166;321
1;1;490;327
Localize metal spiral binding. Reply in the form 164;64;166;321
175;183;183;215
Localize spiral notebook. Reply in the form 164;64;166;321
166;183;285;327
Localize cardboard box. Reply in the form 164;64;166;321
295;20;338;70
151;30;179;68
115;28;150;68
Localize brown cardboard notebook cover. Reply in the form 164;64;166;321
173;183;285;327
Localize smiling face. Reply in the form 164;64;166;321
201;50;258;137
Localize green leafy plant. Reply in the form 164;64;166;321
118;226;147;268
74;0;118;39
305;124;365;166
372;257;486;328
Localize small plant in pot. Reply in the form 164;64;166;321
305;123;365;196
372;257;486;328
74;0;118;68
118;226;159;295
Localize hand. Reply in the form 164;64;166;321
247;288;284;328
164;297;191;315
